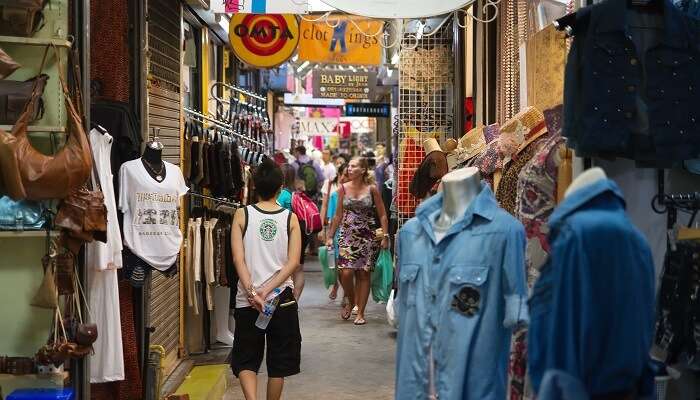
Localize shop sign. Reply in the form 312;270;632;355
312;69;376;100
345;102;390;118
318;0;471;18
211;0;309;14
298;16;383;65
339;117;373;133
298;117;340;137
229;14;300;68
283;93;345;107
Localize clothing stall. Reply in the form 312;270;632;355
393;1;700;399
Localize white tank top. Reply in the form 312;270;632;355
236;205;294;308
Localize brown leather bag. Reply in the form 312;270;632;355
0;74;47;124
10;46;92;200
0;47;20;79
0;0;48;37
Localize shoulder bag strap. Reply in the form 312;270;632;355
11;46;50;138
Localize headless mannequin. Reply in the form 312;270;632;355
142;144;166;182
564;167;607;198
434;167;482;242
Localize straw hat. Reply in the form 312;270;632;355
499;107;546;150
453;126;487;164
441;139;458;153
423;138;443;155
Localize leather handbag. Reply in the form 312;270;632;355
0;74;47;124
0;47;20;80
6;46;92;201
0;0;48;37
55;251;74;295
72;276;97;347
0;195;45;230
54;185;107;243
31;249;58;309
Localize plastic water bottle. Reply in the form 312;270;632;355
327;245;336;269
255;288;282;330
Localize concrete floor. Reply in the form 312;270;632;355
223;260;396;400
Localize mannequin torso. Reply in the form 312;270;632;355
142;144;165;182
434;167;482;242
564;167;607;198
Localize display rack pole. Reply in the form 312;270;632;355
73;0;91;398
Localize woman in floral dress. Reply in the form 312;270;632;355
326;157;389;325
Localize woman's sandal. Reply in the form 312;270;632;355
341;304;353;320
353;317;367;326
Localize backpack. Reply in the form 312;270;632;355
297;161;319;197
292;191;322;235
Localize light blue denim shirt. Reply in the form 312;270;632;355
395;183;529;400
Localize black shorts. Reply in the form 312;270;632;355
230;288;302;378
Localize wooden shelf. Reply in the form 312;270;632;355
0;35;72;48
0;125;65;133
0;231;57;238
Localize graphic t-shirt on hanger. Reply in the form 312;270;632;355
119;159;189;271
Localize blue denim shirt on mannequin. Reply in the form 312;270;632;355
395;183;529;400
563;0;700;162
528;179;656;398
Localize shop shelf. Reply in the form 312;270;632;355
0;231;58;238
0;35;72;48
0;125;65;133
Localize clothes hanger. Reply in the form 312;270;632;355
90;122;107;135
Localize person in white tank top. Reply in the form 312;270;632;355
231;158;302;400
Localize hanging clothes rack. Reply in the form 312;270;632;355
183;107;265;148
187;191;240;207
211;81;266;102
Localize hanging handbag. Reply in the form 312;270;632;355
31;236;59;309
0;74;47;125
0;195;45;230
0;0;48;37
54;251;75;296
3;45;92;201
0;47;21;80
71;272;97;347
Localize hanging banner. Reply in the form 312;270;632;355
211;0;309;14
229;14;300;68
312;69;377;100
318;0;470;18
298;117;340;137
298;16;383;65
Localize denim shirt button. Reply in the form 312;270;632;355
625;112;633;119
594;106;599;111
627;85;635;92
630;58;638;66
680;130;685;135
691;117;696;123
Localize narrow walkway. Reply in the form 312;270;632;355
224;260;396;399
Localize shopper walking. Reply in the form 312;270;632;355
230;159;302;400
326;157;389;325
320;163;348;300
292;145;324;198
277;164;307;300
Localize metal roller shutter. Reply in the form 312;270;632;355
146;0;182;372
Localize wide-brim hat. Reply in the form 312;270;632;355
454;126;487;164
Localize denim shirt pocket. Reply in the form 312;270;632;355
399;263;421;307
448;265;490;319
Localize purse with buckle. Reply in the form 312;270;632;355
0;196;45;231
0;0;49;37
0;74;47;125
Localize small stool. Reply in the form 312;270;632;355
7;388;74;400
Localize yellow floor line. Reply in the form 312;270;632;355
173;364;229;400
